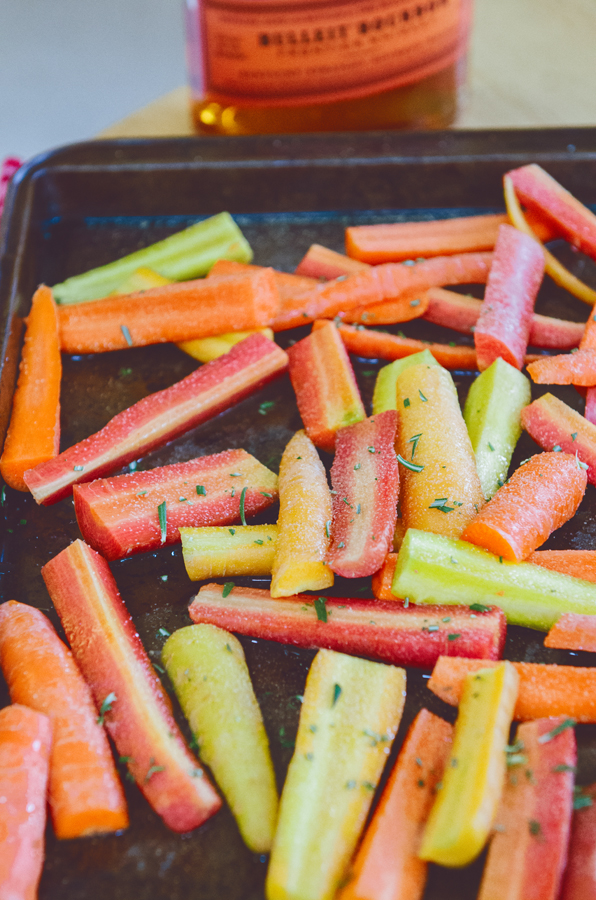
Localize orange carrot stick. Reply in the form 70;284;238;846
324;321;478;370
271;269;383;331
57;268;280;353
0;600;128;839
341;291;429;326
372;554;398;600
527;348;596;385
0;286;61;491
528;549;596;583
428;656;596;722
544;613;596;652
345;214;556;264
462;452;587;562
0;704;51;900
339;709;453;900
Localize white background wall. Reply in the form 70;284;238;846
0;0;187;164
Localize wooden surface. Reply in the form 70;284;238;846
98;0;596;138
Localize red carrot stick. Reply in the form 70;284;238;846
478;716;576;900
0;286;61;491
0;600;128;838
428;656;596;721
521;393;596;487
188;584;507;668
326;411;399;578
423;286;585;350
559;783;596;899
287;321;365;452
544;613;596;652
527;348;596;385
339;709;453;900
73;450;277;560
24;333;288;505
294;244;370;280
0;704;51;900
529;549;596;583
345;214;557;265
42;540;222;832
462;452;587;562
58;268;280;353
578;307;596;424
474;224;545;371
507;163;596;262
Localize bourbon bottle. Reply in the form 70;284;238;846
186;0;473;134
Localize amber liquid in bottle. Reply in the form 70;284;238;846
187;0;471;135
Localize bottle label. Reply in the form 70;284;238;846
199;0;470;107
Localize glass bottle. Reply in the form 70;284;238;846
185;0;473;135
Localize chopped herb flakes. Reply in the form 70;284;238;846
404;398;410;407
120;324;133;346
259;401;275;415
145;763;165;782
470;603;491;613
158;501;167;543
397;454;424;473
260;491;273;498
572;432;578;441
97;692;117;726
418;390;428;402
447;633;461;641
314;597;328;623
573;787;593;810
325;520;331;539
157;628;170;638
552;763;576;773
196;485;206;496
239;486;248;526
429;497;459;513
254;539;264;545
488;442;495;451
229;528;236;535
332;683;342;706
553;444;562;452
73;465;84;472
529;819;542;837
354;463;361;470
538;718;576;744
279;726;295;749
222;582;235;598
408;433;422;459
119;367;132;377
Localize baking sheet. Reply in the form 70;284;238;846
2;131;596;898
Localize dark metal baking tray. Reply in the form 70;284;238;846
2;129;596;900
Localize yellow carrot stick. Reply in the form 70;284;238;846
419;661;519;867
395;364;485;538
270;430;333;597
180;525;277;580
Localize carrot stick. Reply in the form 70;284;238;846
57;268;280;353
0;600;128;838
342;291;429;326
0;286;61;491
271;269;383;331
0;704;51;900
207;258;318;296
367;252;493;309
423;287;585;350
504;174;596;306
294;244;371;280
544;613;596;652
325;321;479;370
428;656;596;722
529;549;596;583
474;224;545;371
345;214;556;264
339;709;453;900
462;452;587;562
371;553;398;600
527;348;596;385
